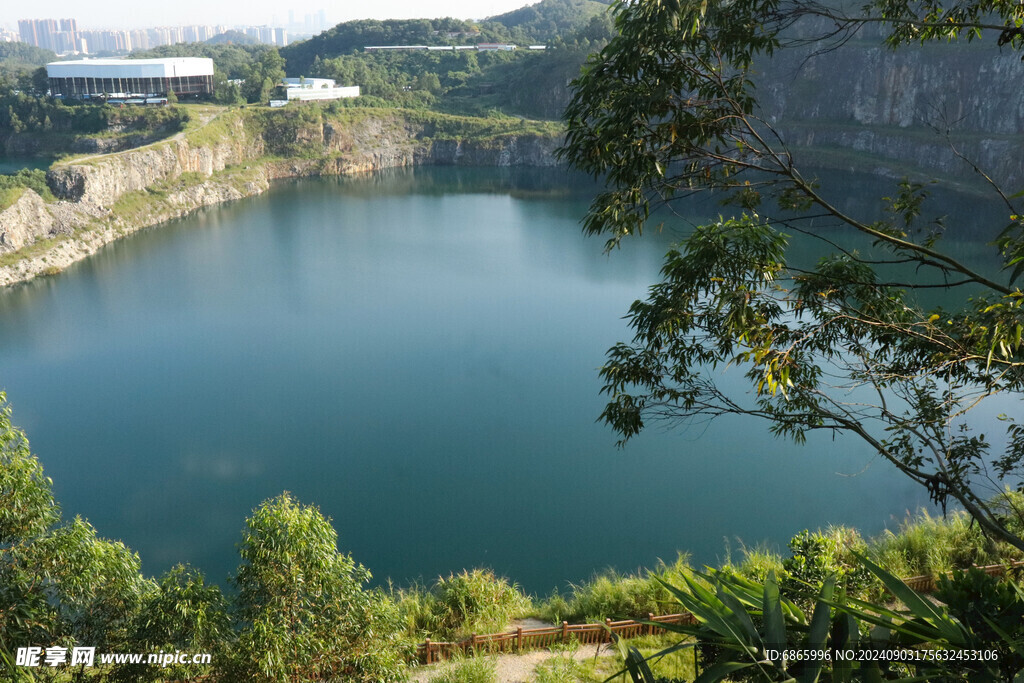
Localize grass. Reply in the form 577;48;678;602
592;634;698;683
394;568;533;641
0;186;26;211
426;655;497;683
0;235;67;268
538;554;693;624
870;508;1009;579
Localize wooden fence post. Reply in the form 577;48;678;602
424;639;431;665
561;621;568;643
471;634;478;655
605;618;612;642
648;613;655;636
517;626;523;653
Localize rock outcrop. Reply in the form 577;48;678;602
0;190;58;253
0;108;562;286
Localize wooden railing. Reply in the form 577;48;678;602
419;613;697;664
416;559;1024;665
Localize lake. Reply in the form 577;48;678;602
0;166;1003;594
0;157;52;174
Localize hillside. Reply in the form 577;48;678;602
487;0;613;41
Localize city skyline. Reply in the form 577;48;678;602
0;1;537;31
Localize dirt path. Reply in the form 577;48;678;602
67;106;224;165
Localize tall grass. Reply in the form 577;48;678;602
531;499;1024;625
393;568;532;641
870;508;1006;578
538;554;693;624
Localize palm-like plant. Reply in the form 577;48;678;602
610;555;1020;682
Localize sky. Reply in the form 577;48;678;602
1;0;538;31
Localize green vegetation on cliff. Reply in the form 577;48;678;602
0;169;53;210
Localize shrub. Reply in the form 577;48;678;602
430;568;532;639
935;568;1024;681
782;527;872;605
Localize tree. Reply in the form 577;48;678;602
223;493;407;682
242;48;286;103
561;0;1024;551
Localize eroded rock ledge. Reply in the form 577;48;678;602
0;108;562;287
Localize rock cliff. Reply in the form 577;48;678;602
0;107;562;286
758;29;1024;186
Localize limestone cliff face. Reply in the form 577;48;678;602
0;190;57;253
46;115;260;205
0;108;562;286
756;31;1024;185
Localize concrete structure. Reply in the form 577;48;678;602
282;78;359;102
46;58;215;98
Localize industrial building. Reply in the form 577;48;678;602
46;58;215;98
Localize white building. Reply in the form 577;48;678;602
282;77;359;102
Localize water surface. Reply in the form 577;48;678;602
2;166;1002;592
0;157;52;174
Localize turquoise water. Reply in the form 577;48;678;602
0;166;1001;593
0;157;51;174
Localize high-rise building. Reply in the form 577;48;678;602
19;18;84;53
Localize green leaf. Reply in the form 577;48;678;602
762;570;786;650
693;660;755;683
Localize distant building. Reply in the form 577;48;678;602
46;58;215;98
365;43;520;52
364;45;429;51
282;77;359;102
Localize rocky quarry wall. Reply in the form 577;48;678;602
0;110;561;285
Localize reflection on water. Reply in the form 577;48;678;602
0;166;1005;592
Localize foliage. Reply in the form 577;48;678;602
0;43;56;68
487;0;613;42
621;557;1001;682
281;18;506;74
0;394;58;544
395;568;532;641
126;564;232;682
781;529;872;606
935;567;1024;680
241;49;286;104
539;554;692;623
223;492;407;682
870;507;1006;579
561;0;1024;555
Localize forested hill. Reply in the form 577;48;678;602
487;0;613;41
279;18;507;75
279;0;612;74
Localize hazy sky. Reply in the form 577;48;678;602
1;1;537;30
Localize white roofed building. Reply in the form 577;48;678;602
46;58;215;98
282;78;359;102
